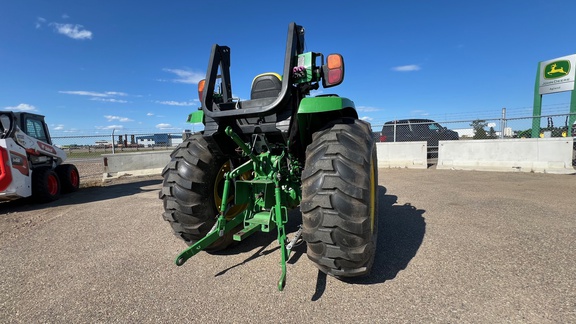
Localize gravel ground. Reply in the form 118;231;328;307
0;163;159;244
1;168;575;323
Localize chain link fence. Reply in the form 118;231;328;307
51;112;576;182
374;112;576;163
50;132;186;155
50;132;186;184
374;113;576;143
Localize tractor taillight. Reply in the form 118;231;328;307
328;69;342;85
322;54;344;88
198;79;206;102
0;146;13;192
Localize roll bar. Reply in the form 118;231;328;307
201;22;305;119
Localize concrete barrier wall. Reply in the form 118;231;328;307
100;138;575;179
102;151;172;179
437;137;575;174
376;142;428;169
101;143;429;180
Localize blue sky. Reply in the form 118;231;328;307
2;0;576;136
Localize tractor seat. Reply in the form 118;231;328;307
251;73;282;99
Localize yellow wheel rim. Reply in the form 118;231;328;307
213;160;248;220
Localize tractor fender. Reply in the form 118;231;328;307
297;96;356;115
296;96;358;149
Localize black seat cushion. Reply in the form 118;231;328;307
251;73;282;99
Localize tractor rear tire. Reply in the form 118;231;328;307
32;167;61;203
159;135;240;252
56;164;80;193
301;118;378;278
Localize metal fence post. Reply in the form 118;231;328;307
111;129;116;154
501;108;506;139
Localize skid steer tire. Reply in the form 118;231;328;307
56;164;80;193
32;167;61;203
301;118;378;278
159;135;240;252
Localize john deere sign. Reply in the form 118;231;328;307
539;54;576;94
532;53;576;138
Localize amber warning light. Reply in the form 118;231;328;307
198;79;206;102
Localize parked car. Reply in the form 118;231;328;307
380;119;459;147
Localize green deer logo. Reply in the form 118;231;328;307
544;60;570;79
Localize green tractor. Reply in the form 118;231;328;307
159;22;378;291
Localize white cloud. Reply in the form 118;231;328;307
156;123;174;130
60;91;129;103
155;100;195;106
104;115;133;122
356;106;380;113
411;110;429;116
53;124;65;131
60;90;108;97
60;90;127;97
4;103;38;112
392;65;421;72
90;98;129;103
161;68;204;84
36;17;47;29
62;14;69;19
147;112;154;116
50;23;92;40
360;116;374;121
104;91;128;96
95;125;124;130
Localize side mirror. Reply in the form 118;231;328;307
322;54;344;88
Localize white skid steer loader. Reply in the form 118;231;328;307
0;111;79;203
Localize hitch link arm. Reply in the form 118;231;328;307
175;160;253;266
175;128;256;266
